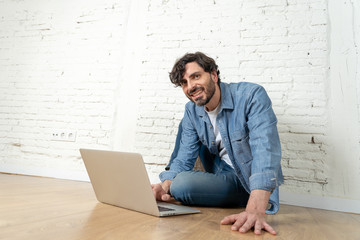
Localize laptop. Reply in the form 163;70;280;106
80;148;200;217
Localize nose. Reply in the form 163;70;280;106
187;79;195;92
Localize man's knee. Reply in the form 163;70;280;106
170;171;192;198
170;171;204;204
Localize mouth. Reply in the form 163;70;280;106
189;87;204;98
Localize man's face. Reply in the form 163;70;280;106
180;62;218;107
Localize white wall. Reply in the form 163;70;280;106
134;0;332;193
326;0;360;200
0;0;359;212
0;0;132;179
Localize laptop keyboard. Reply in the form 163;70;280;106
158;206;175;212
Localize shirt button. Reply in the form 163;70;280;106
209;126;212;129
211;141;215;145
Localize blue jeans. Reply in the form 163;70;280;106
167;121;249;207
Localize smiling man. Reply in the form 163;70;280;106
152;52;283;235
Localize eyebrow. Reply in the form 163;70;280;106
188;71;201;79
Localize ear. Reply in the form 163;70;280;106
210;70;218;83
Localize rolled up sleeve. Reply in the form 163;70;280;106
246;85;283;193
249;171;278;192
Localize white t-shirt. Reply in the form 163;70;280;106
206;105;234;169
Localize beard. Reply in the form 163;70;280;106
187;77;216;106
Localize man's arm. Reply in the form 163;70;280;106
220;85;281;235
159;106;201;182
220;189;276;235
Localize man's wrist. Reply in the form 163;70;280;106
246;189;271;213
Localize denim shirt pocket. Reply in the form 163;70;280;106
230;130;253;162
230;130;253;180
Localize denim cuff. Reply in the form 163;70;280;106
159;170;177;182
265;188;280;215
249;171;278;192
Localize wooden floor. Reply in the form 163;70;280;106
1;173;360;240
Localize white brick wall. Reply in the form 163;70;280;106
326;0;360;200
0;0;131;177
135;0;330;193
0;0;359;201
353;0;360;169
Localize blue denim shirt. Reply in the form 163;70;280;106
160;82;283;214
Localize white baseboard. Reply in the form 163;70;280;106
280;191;360;214
0;164;90;182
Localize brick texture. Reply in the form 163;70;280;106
0;0;355;197
135;0;329;194
0;0;131;173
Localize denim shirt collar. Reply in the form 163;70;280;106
195;82;234;118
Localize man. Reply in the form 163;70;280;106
152;52;283;235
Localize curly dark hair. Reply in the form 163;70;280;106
169;52;221;87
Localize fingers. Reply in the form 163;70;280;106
237;218;251;233
161;193;171;201
263;222;277;235
231;215;247;231
152;183;164;201
220;213;247;231
221;213;276;235
236;218;263;234
152;183;172;202
253;220;263;235
220;214;238;225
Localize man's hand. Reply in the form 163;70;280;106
220;189;276;235
151;180;172;202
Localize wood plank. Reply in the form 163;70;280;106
307;207;360;240
1;173;360;240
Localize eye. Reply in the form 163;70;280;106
194;74;200;79
180;79;187;86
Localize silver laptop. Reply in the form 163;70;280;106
80;149;200;217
